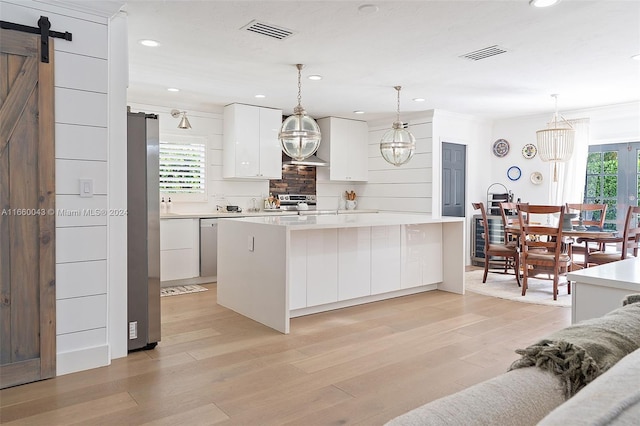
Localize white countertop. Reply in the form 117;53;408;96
160;209;379;219
567;257;640;291
219;212;464;230
160;211;296;219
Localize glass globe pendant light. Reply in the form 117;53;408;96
279;64;321;161
380;86;415;166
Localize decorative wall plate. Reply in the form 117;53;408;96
530;171;543;185
522;143;537;159
492;139;510;157
507;166;522;181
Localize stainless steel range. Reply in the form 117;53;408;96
277;194;317;211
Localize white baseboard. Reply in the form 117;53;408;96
57;344;110;376
290;284;438;318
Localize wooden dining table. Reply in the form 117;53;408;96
504;225;616;271
504;225;615;240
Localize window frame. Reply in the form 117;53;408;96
159;134;208;203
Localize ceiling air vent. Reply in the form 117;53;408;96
459;45;507;61
241;20;295;40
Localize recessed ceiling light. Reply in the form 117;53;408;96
255;94;266;98
358;4;379;14
139;39;160;47
308;75;322;81
413;98;426;102
167;88;180;92
529;0;559;7
632;54;640;61
354;110;365;114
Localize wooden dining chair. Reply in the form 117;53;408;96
516;204;571;300
565;203;607;229
565;203;608;255
472;202;520;287
581;205;640;267
499;202;530;250
498;202;519;246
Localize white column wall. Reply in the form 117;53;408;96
431;109;493;266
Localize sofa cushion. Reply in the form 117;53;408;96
538;347;640;425
385;367;564;426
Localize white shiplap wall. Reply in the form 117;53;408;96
1;0;122;375
317;111;435;213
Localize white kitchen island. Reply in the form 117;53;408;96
217;213;465;333
567;257;640;324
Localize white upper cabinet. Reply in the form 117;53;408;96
223;103;283;179
317;117;368;181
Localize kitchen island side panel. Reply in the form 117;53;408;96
439;220;465;294
217;219;289;333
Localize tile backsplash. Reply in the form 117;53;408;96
269;164;316;195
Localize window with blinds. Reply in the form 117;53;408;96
159;140;206;198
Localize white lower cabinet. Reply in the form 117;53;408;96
160;219;199;282
289;224;443;310
306;229;338;306
400;224;443;289
338;227;371;300
371;226;401;294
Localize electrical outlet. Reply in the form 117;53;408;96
129;321;137;339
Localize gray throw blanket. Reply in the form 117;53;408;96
509;296;640;399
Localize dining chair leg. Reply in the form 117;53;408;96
482;259;489;283
514;255;521;287
521;265;528;296
553;273;558;301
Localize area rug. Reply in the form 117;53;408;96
160;284;208;297
465;269;571;307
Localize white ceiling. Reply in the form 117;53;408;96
122;0;640;122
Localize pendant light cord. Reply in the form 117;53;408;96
297;64;303;108
394;85;402;123
552;93;559;127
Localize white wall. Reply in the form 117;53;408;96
1;0;127;375
491;101;640;206
126;102;270;213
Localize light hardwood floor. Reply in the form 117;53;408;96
1;280;571;425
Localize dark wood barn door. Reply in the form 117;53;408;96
0;28;56;388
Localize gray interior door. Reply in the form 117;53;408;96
442;142;466;217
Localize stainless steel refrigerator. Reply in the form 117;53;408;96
127;110;161;351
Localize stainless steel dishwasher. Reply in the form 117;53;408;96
200;218;218;280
